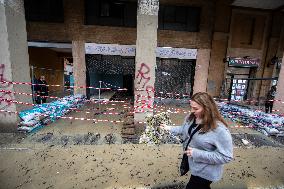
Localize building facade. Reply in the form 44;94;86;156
0;0;284;130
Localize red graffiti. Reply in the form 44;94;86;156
146;85;155;107
0;64;4;81
135;94;141;104
135;63;156;111
0;93;13;109
0;90;13;115
0;64;11;88
136;63;150;88
146;86;155;97
0;64;13;112
135;86;155;108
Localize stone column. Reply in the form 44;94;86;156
134;0;159;122
72;40;86;95
207;33;228;97
0;0;32;132
274;51;284;114
193;49;211;93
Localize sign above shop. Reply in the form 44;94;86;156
85;43;197;59
85;43;136;57
228;57;260;68
157;47;197;59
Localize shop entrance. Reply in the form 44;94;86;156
123;74;134;96
85;54;135;99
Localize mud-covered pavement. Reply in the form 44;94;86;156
0;102;284;189
0;142;284;189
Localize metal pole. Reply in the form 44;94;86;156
99;81;102;110
99;81;102;101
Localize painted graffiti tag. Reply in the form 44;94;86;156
135;63;155;112
136;63;150;88
0;64;11;88
0;64;13;111
145;85;155;107
0;93;13;110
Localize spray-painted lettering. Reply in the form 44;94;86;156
0;64;13;111
135;63;155;112
136;63;150;88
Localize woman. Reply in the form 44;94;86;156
161;92;233;189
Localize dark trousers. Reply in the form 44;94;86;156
41;97;47;103
265;102;273;113
186;175;212;189
36;96;47;104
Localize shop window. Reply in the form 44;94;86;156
155;58;196;97
85;0;137;27
24;0;64;23
159;5;200;32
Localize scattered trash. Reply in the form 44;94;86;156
241;139;250;145
40;133;53;142
105;133;115;145
17;94;86;133
218;102;284;137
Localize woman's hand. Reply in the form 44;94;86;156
184;147;193;157
159;124;169;130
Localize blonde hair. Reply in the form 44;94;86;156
188;92;228;132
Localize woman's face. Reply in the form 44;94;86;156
190;100;204;119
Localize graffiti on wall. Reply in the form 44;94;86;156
85;43;197;60
85;43;136;57
136;63;150;88
0;64;13;111
135;63;154;112
157;47;197;59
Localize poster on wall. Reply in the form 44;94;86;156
230;79;247;101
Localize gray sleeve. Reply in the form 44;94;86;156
191;128;233;165
167;115;190;136
167;125;183;135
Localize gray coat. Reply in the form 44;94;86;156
167;118;233;182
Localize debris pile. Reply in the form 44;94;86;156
17;94;86;133
218;102;284;137
121;106;137;143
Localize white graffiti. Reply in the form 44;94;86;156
85;43;197;60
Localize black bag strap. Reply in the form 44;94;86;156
184;120;202;150
187;118;197;135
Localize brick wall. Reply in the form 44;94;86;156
26;0;214;48
25;0;283;99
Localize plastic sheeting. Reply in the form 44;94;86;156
218;102;284;136
18;94;86;133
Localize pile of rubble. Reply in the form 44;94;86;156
17;94;86;133
121;107;138;143
218;102;284;137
